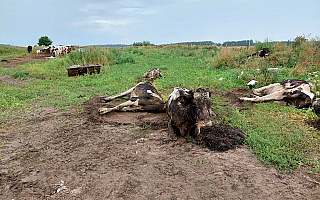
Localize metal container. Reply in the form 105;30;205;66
66;64;101;76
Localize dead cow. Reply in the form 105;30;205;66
312;98;320;116
98;82;165;114
247;48;270;59
239;79;314;108
143;68;164;81
166;87;216;138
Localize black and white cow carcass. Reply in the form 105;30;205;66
312;98;320;115
247;48;270;59
239;79;316;109
166;87;216;138
98;82;165;114
143;68;164;81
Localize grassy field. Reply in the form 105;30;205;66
0;37;320;172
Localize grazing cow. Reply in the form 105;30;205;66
166;87;216;138
143;68;164;80
98;82;165;114
247;48;270;59
239;79;314;109
27;45;32;53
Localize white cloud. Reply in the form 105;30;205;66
72;17;136;35
92;19;126;26
116;7;159;15
78;8;90;13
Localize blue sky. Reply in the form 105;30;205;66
1;0;319;46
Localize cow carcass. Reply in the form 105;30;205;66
166;87;216;138
98;82;165;114
143;68;164;80
312;98;320;116
247;48;270;59
239;79;314;108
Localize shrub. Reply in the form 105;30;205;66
63;46;111;66
255;38;274;51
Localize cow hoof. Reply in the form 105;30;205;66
101;97;111;103
238;97;244;103
169;135;178;141
98;108;111;114
168;132;178;141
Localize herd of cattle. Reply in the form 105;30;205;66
27;45;78;57
98;68;320;139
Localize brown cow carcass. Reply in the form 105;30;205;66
166;87;216;138
98;82;165;114
143;68;164;80
239;79;315;109
312;98;320;115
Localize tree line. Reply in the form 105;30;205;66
31;36;294;48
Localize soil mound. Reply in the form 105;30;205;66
196;125;246;151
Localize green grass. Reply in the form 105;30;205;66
0;43;319;172
226;103;317;171
0;45;29;60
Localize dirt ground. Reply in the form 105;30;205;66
1;56;320;199
0;53;51;68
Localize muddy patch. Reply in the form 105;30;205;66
0;53;51;68
0;75;30;87
221;87;254;110
85;96;246;152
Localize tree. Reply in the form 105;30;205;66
38;36;53;46
133;41;153;46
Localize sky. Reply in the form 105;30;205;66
1;0;319;46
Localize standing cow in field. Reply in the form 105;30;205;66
27;45;32;53
239;79;315;109
166;87;216;138
98;82;165;114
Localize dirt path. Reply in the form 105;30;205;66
0;53;51;68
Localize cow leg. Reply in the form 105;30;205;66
101;82;144;102
253;83;282;96
194;125;201;136
168;120;178;140
179;124;192;137
240;90;285;102
98;100;139;114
